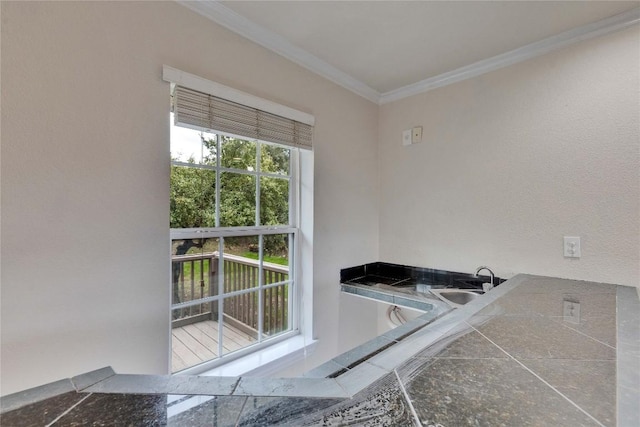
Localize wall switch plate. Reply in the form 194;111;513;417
402;129;412;146
563;299;581;324
412;126;423;144
563;236;581;258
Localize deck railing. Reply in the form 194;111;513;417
171;252;289;337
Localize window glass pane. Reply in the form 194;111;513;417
260;177;289;226
171;238;219;307
223;295;259;355
260;144;290;175
200;134;218;166
170;166;216;228
262;234;289;284
220;136;256;171
220;172;256;227
171;307;220;373
262;285;290;337
222;236;259;291
170;114;216;165
170;96;300;371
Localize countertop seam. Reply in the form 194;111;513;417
44;392;93;427
393;369;421;427
472;326;607;427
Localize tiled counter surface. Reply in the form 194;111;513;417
2;274;638;426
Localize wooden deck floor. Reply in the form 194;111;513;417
172;320;256;373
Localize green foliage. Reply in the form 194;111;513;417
220;137;256;169
219;172;256;227
170;166;216;228
242;252;289;266
170;135;290;254
260;177;289;226
261;144;290;175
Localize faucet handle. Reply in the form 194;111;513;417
482;282;494;292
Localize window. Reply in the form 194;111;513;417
164;67;314;374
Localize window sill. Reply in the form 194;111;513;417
185;335;318;378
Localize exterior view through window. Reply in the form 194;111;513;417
170;113;296;373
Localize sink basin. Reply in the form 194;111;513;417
431;289;481;307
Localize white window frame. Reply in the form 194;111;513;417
164;66;315;376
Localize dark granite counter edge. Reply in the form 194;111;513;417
340;262;504;287
0;275;524;412
304;308;446;379
2;275;638;425
617;285;640;425
0;367;116;413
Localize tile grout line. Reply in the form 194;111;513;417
476;312;616;351
548;316;616;350
229;377;241;395
333;374;354;398
470;324;606;427
45;393;93;427
233;396;249;427
393;369;421;427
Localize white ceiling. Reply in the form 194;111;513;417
181;1;640;103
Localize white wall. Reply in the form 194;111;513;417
379;27;640;288
0;1;380;395
2;1;637;397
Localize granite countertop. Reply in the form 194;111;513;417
1;274;638;426
340;262;505;312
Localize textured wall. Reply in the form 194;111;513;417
1;1;380;395
378;27;640;287
3;0;637;397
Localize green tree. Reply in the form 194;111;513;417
170;165;216;228
170;136;290;254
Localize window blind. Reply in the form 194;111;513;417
173;85;313;150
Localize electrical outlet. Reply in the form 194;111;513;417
563;236;581;258
563;299;580;324
411;126;423;144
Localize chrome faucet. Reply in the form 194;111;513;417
474;266;495;291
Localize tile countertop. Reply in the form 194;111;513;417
1;274;639;426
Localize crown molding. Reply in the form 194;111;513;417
379;7;640;104
177;0;381;104
178;2;639;106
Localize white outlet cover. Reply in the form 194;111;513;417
563;299;581;324
563;236;581;258
402;129;412;146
